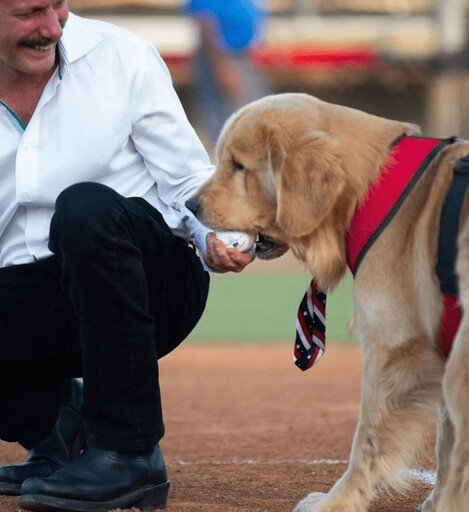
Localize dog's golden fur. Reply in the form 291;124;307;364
191;93;469;512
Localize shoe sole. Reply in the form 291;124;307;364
18;480;170;512
0;482;21;495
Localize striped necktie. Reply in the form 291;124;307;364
294;280;327;371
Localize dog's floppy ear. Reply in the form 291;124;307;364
275;131;346;238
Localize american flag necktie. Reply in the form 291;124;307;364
294;280;327;371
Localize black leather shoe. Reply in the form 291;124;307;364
19;444;170;512
0;379;85;496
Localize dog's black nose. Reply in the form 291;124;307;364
185;196;201;217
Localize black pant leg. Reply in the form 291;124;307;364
49;183;209;453
0;258;81;448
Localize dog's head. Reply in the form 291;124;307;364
187;93;418;290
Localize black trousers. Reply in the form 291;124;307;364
0;183;209;453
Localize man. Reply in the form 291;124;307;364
0;1;253;511
184;0;268;151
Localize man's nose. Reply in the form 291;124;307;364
39;8;64;40
185;197;201;217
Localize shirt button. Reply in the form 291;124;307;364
21;192;31;200
22;145;29;152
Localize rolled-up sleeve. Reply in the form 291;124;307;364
130;43;215;260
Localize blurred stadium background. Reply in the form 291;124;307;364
67;0;469;344
68;0;469;138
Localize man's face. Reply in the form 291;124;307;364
0;0;69;80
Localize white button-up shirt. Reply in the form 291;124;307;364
0;12;215;267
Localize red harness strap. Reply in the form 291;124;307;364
345;135;458;358
440;297;461;358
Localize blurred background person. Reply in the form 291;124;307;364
183;0;269;153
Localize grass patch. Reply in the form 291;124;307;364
189;272;355;343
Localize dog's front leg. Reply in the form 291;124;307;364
434;317;469;511
294;338;442;512
434;223;469;512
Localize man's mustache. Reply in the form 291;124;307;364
20;37;59;48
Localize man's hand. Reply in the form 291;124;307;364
204;232;255;273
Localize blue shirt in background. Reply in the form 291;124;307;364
184;0;265;53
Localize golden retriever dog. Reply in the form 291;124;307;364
186;93;469;512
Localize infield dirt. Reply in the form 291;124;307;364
0;342;435;512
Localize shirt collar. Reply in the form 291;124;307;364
58;12;104;79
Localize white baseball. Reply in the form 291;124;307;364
215;231;256;252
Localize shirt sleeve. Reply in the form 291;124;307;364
129;42;216;267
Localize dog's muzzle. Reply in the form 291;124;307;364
185;196;289;259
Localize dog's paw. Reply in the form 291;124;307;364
293;492;329;512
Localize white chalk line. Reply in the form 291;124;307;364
172;458;348;467
171;459;436;485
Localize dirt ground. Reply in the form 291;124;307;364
0;342;435;512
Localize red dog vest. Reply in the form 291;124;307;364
345;135;461;358
294;135;466;371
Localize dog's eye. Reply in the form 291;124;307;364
232;159;245;172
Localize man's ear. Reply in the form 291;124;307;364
276;131;346;238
